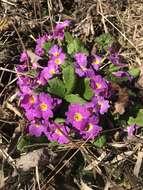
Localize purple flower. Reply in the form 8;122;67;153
74;53;87;77
80;117;102;139
53;53;65;65
95;96;110;114
92;55;102;71
21;94;38;110
48;123;70;144
66;104;90;130
55;20;70;31
127;124;139;137
28;120;47;137
112;71;132;81
40;61;59;80
90;75;108;95
25;108;41;121
35;35;47;56
17;76;35;94
37;92;53;120
20;51;29;62
49;45;62;57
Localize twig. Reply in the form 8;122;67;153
1;0;16;7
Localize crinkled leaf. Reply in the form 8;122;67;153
65;32;73;43
129;67;140;77
54;118;65;124
65;94;86;105
67;38;88;55
92;135;106;148
83;78;94;100
95;33;114;50
128;109;143;127
62;65;76;94
109;64;119;73
47;77;66;98
43;42;52;52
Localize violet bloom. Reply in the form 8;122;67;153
53;20;70;40
17;76;35;94
55;20;70;31
21;94;38;110
95;96;110;114
66;104;90;130
37;92;53;120
127;124;139;137
28;120;47;137
92;55;102;71
25;108;41;121
49;45;62;57
80;117;102;139
74;53;87;77
53;53;65;65
40;61;59;81
112;71;132;81
35;35;47;56
20;51;29;62
90;75;108;95
48;123;70;144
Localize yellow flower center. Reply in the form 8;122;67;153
74;112;83;122
29;96;35;104
55;128;63;136
55;58;61;65
96;82;101;89
49;69;56;75
53;52;59;57
35;124;40;128
40;103;48;111
86;123;93;132
93;59;99;65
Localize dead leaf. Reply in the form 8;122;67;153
15;149;44;171
80;180;93;190
133;151;143;177
112;83;129;115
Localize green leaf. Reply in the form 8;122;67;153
95;33;114;50
67;38;88;55
92;135;106;148
128;109;143;127
128;67;140;77
43;42;52;52
83;78;94;100
62;65;76;94
65;32;73;43
109;64;119;73
54;118;65;124
17;135;31;152
47;77;66;98
65;94;86;105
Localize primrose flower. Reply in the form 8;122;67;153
127;124;139;137
92;55;102;71
21;94;38;110
37;92;53;120
20;51;29;62
66;104;90;130
28;120;48;137
40;61;59;80
53;53;65;65
95;96;110;114
35;35;47;56
55;20;70;31
49;45;62;57
74;53;87;77
90;75;108;95
80;117;102;139
49;123;70;144
112;71;132;81
17;76;35;94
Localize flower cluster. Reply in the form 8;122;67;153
17;20;110;144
